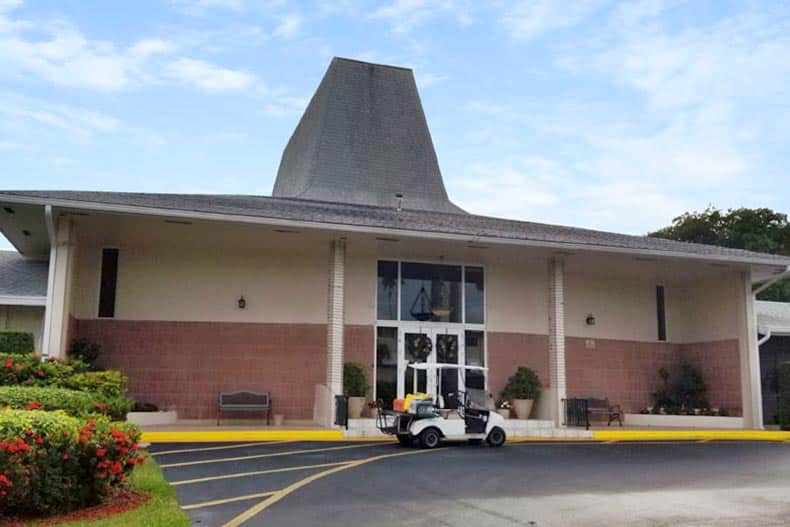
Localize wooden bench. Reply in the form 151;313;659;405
564;397;623;430
218;391;271;426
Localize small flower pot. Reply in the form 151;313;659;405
273;414;285;426
497;408;510;419
512;399;534;419
348;396;366;419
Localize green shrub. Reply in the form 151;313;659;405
0;353;90;387
343;362;369;397
0;330;34;355
64;370;128;399
0;385;132;420
779;363;790;431
68;337;101;367
0;410;143;515
500;367;542;400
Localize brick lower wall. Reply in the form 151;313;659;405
71;318;743;419
75;319;327;420
566;337;742;415
486;332;550;399
678;340;741;416
344;325;375;397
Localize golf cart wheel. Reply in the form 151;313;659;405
486;427;506;447
396;434;412;447
468;439;483;446
418;428;441;449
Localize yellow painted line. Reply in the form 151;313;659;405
141;429;344;443
222;448;438;527
172;461;351;486
181;491;277;511
152;440;295;456
160;442;381;469
593;430;790;442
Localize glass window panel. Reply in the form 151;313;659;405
377;261;398;320
404;332;430;394
465;266;484;324
401;262;461;323
436;334;459;409
465;331;485;390
375;327;398;409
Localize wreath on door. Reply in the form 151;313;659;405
436;336;458;362
410;335;432;362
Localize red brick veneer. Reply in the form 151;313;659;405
566;337;742;415
678;340;741;416
344;325;375;396
486;332;550;398
75;319;327;420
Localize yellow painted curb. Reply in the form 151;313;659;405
141;429;345;443
593;430;790;442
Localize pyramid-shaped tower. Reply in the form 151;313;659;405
272;57;462;213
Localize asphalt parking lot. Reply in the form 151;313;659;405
150;439;790;527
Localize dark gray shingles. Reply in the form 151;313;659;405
272;57;461;213
0;250;48;297
1;190;789;265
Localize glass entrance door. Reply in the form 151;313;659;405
398;328;463;406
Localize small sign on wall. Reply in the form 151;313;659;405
584;339;596;350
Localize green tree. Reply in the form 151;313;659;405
650;207;790;301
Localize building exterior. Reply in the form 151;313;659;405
756;301;790;426
1;58;788;429
0;250;48;352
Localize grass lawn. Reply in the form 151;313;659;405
28;454;190;527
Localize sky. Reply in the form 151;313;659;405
1;0;789;251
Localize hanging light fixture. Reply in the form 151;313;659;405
431;279;452;318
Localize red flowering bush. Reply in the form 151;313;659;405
0;410;143;515
0;353;90;387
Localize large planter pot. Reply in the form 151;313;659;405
497;408;510;420
512;399;534;419
348;397;366;419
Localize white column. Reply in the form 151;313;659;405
548;257;567;427
326;238;346;399
42;214;73;359
737;270;763;429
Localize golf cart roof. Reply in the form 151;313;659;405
406;362;487;372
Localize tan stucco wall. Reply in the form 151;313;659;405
671;275;739;342
71;243;329;323
486;258;548;334
564;268;739;343
565;272;666;341
0;305;45;352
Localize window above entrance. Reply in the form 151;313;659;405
377;260;484;325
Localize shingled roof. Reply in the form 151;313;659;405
0;250;48;298
272;58;461;213
1;190;788;267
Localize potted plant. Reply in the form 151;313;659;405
501;367;542;419
496;400;511;419
343;362;369;419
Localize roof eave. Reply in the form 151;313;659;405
1;193;789;270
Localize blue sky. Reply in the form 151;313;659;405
1;0;789;251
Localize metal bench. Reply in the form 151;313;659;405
563;397;623;430
218;391;271;426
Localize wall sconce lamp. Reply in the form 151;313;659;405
237;296;246;309
585;314;596;326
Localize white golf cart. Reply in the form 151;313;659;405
376;362;507;449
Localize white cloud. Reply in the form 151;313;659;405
273;13;302;38
369;0;476;33
501;0;607;41
166;58;256;92
0;94;121;139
